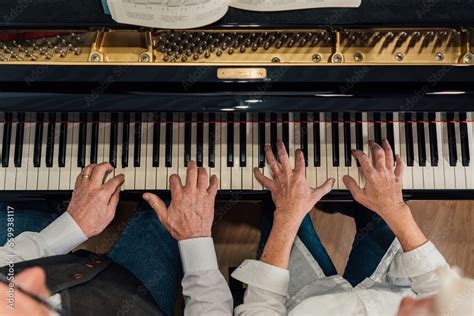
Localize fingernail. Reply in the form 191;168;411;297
142;193;149;201
351;149;356;153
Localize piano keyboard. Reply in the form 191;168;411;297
0;112;472;191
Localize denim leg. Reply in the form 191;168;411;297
343;203;395;287
109;202;182;316
257;198;337;277
0;201;62;245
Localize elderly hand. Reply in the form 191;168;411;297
143;161;218;241
254;141;335;226
67;163;124;238
342;139;407;222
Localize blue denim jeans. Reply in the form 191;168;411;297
0;201;181;316
258;199;395;287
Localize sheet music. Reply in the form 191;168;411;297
107;0;229;29
229;0;361;12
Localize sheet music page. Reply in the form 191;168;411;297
229;0;360;11
107;0;229;29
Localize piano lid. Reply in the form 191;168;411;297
0;0;473;29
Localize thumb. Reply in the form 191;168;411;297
143;193;167;222
342;175;364;201
312;178;335;200
16;267;49;298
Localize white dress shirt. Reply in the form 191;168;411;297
232;237;450;316
0;212;233;315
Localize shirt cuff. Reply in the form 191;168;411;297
39;212;88;255
178;237;218;274
402;241;447;278
231;259;289;296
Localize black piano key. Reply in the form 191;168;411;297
459;112;470;166
447;112;457;166
227;112;234;167
208;113;216;168
258;113;265;168
300;113;308;167
428;112;438;167
239;112;246;167
134;112;142;167
373;112;382;146
46;113;56;168
1;113;12;167
165;113;173;168
313;113;321;167
183;112;192;167
270;112;277;155
34;113;45;168
405;113;414;167
343;112;351;167
90;113;99;164
386;113;395;159
109;113;118;168
78;113;87;168
14;113;25;167
282;113;289;152
58;113;68;168
196;113;204;167
355;112;363;167
416;113;427;167
331;113;339;167
122;113;130;168
152;112;160;168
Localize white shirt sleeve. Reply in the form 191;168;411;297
178;237;233;316
231;259;289;315
388;241;449;295
0;212;88;267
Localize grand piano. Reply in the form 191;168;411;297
0;0;473;200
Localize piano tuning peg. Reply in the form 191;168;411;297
275;40;283;49
228;47;234;55
395;32;408;47
216;50;223;57
251;43;258;51
204;51;210;58
60;50;67;57
263;42;270;50
182;55;188;62
74;47;81;55
45;52;52;59
239;46;246;53
0;54;5;61
209;45;216;52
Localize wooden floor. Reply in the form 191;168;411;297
80;200;474;280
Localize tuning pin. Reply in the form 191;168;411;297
408;31;421;47
216;50;223;57
395;32;408;47
263;42;270;50
45;52;52;59
59;50;67;57
382;32;395;47
239;46;246;53
251;43;258;51
228;47;234;55
204;51;210;58
74;47;81;55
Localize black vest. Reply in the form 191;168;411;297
0;250;164;316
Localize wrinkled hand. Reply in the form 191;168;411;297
143;161;218;241
0;268;49;316
254;141;335;225
343;139;407;221
67;163;124;237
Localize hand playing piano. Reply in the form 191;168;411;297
142;161;219;241
342;139;408;222
254;141;335;226
67;163;125;238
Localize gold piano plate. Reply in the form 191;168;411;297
0;28;472;65
217;67;267;79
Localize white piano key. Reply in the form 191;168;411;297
348;113;360;186
231;115;241;190
68;113;80;190
466;112;474;188
59;113;74;190
134;115;147;190
220;114;232;190
316;112;328;187
326;113;339;189
123;118;135;190
145;114;157;190
103;113;111;166
422;115;435;189
48;117;61;190
263;113;272;182
202;113;211;183
97;113;106;164
37;116;50;190
441;113;456;189
288;113;295;170
156;112;168;190
453;115;466;189
338;113;346;190
252;112;262;190
399;115;414;189
175;113;186;186
0;114;5;190
16;114;31;190
212;113;222;189
360;112;369;187
4;118;17;190
411;118;424;189
306;113;317;187
242;112;253;190
114;117;126;191
191;113;197;166
433;113;446;189
86;114;93;165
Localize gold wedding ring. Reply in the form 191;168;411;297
81;174;90;180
